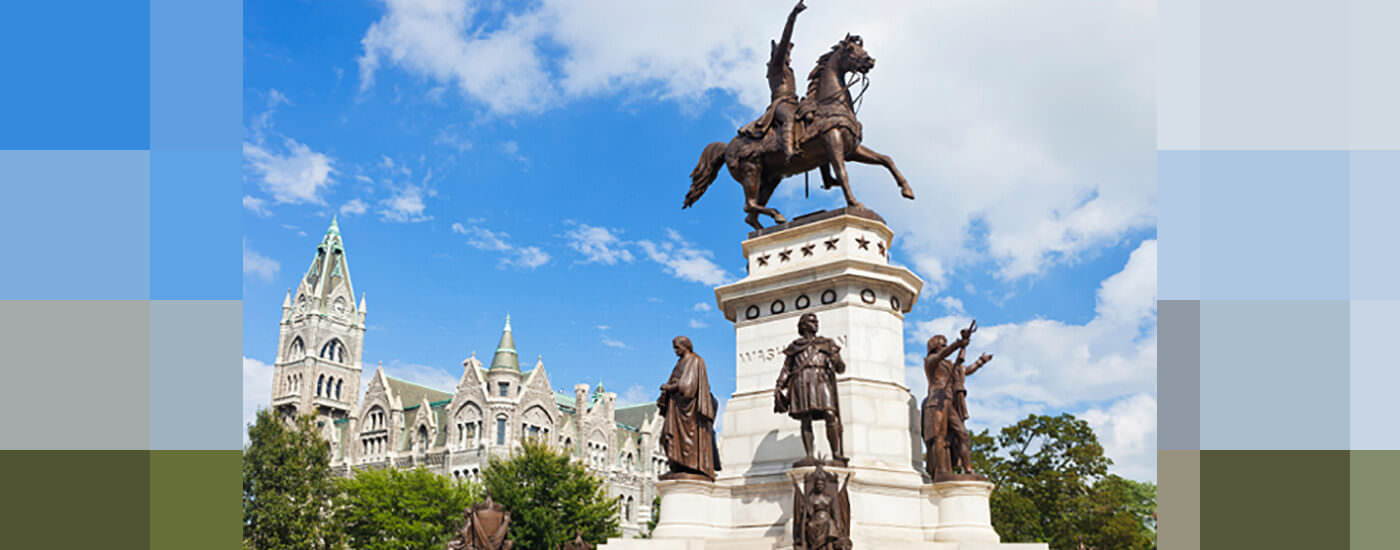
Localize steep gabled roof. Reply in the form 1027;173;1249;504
386;376;452;408
615;402;657;431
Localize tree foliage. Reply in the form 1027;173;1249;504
482;440;621;550
338;467;483;550
972;413;1156;550
243;409;345;550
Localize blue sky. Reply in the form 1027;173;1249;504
242;0;1156;481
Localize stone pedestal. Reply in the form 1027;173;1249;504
602;212;1046;550
930;481;1001;544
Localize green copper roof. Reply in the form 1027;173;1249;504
327;216;341;236
489;315;519;370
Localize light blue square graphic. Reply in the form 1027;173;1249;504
1349;300;1400;449
1199;300;1348;450
150;301;242;450
1349;152;1400;299
151;149;241;300
1159;152;1200;300
1349;0;1400;148
1201;0;1346;149
1200;152;1347;301
0;151;149;299
151;0;241;148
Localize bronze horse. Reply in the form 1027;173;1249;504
684;35;915;230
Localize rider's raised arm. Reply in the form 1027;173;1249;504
774;1;806;63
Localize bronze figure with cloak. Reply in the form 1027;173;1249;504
775;313;847;466
658;335;722;481
791;462;852;550
446;494;513;550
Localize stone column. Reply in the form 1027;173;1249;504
932;480;1001;544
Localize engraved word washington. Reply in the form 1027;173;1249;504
737;334;849;365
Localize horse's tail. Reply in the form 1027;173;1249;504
684;141;727;209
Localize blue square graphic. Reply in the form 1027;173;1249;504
1200;151;1348;301
151;0;241;148
0;151;149;299
1159;152;1200;300
1199;300;1348;450
0;2;150;149
1349;152;1400;299
151;148;241;300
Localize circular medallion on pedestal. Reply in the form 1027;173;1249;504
860;288;876;304
745;305;760;320
795;294;810;310
821;289;837;304
770;300;785;314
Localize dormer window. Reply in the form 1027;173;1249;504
498;382;509;397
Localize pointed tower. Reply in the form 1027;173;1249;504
485;315;524;449
271;217;367;423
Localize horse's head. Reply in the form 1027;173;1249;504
836;33;874;75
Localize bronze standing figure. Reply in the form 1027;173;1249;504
658;336;722;481
920;321;992;481
775;313;847;466
446;495;513;550
684;2;915;230
791;463;852;550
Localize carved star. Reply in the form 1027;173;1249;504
877;241;886;256
824;237;839;250
801;244;816;256
756;254;771;267
779;249;793;262
856;236;871;250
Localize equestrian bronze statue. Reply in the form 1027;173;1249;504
684;1;915;230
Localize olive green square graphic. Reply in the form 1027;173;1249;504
1200;450;1348;549
151;450;241;549
0;451;150;548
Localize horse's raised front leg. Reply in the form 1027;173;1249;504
822;130;863;209
849;143;914;200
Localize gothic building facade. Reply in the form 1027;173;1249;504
268;220;666;537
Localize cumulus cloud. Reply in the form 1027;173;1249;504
564;222;634;265
243;240;280;282
356;0;1153;287
618;384;652;406
378;184;434;223
244;137;337;205
340;198;369;217
452;219;551;269
688;318;708;329
1082;393;1157;481
637;228;730;285
243;195;272;217
693;302;712;312
907;240;1157;480
243;356;275;445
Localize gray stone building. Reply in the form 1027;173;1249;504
268;220;665;537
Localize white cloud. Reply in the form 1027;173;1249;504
340;198;369;216
501;140;527;164
565;222;634;265
378;185;434;223
453;220;551;269
637;228;730;285
243;240;280;282
381;360;462;394
1082;393;1157;481
356;0;1152;287
618;384;652;406
693;302;712;312
602;336;628;349
243;195;272;217
936;296;965;315
435;128;473;152
906;240;1157;480
242;356;275;445
688;318;708;329
243;137;336;205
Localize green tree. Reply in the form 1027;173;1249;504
482;440;621;549
337;467;483;550
972;413;1156;550
243;409;345;549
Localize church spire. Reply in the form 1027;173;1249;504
489;314;519;370
293;218;356;316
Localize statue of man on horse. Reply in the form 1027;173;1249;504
684;1;916;230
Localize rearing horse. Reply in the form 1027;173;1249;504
684;34;915;230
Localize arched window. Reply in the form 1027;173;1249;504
317;375;324;397
626;496;635;521
335;379;343;400
320;339;345;363
417;426;430;452
288;337;305;360
496;416;507;445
